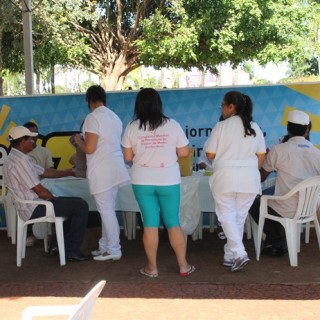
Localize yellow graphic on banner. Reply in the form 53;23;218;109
0;105;17;147
0;104;76;169
286;83;320;101
45;135;76;169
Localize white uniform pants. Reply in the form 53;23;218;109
94;186;121;255
214;192;256;260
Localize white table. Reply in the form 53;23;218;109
41;175;210;238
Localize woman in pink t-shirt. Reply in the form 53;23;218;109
122;88;195;278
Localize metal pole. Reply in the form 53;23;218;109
318;29;320;76
22;0;34;95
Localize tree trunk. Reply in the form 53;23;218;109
35;71;40;93
102;71;122;91
99;52;138;91
51;65;55;94
0;77;3;96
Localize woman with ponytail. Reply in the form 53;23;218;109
206;91;266;272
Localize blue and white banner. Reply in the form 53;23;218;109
1;83;320;169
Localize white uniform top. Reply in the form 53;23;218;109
206;115;266;195
121;119;189;185
83;106;130;195
198;139;213;169
263;136;320;218
28;145;54;169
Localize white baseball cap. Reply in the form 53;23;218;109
287;110;310;125
8;126;38;141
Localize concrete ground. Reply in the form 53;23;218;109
1;226;320;319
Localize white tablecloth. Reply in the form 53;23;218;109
41;175;213;235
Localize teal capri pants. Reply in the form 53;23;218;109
132;184;181;228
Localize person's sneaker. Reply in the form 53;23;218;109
231;255;250;272
26;236;37;247
223;259;234;267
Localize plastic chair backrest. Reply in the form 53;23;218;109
67;280;106;320
0;147;8;199
9;188;55;222
291;176;320;222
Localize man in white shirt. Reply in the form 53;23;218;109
22;122;55;246
249;110;320;256
4;126;91;262
198;139;213;170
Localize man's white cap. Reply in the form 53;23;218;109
287;110;310;125
8;126;38;141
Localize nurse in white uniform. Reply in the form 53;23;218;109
75;85;130;261
206;91;266;272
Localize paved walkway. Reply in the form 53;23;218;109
1;227;320;319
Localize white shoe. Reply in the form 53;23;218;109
91;249;103;256
93;253;122;261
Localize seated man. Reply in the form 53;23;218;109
23;122;55;246
4;126;91;262
249;110;320;256
198;139;213;170
23;122;55;169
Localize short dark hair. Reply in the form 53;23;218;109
23;121;38;130
10;136;29;148
287;122;308;137
85;85;106;106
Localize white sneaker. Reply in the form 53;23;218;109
91;249;103;256
231;255;250;272
93;253;122;261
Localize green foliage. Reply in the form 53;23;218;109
1;0;319;93
138;0;315;72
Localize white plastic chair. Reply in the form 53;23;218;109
256;176;320;267
21;280;106;320
0;147;9;233
9;189;66;267
3;191;17;244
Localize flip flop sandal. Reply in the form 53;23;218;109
140;267;158;278
180;265;196;277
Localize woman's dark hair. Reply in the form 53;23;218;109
223;91;256;137
133;88;169;131
85;85;106;106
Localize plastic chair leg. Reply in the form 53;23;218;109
249;216;258;255
284;221;298;267
304;222;310;243
256;216;266;261
209;212;216;233
16;220;24;267
55;219;66;266
245;215;252;239
11;210;17;245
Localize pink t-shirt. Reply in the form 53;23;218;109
122;119;189;185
